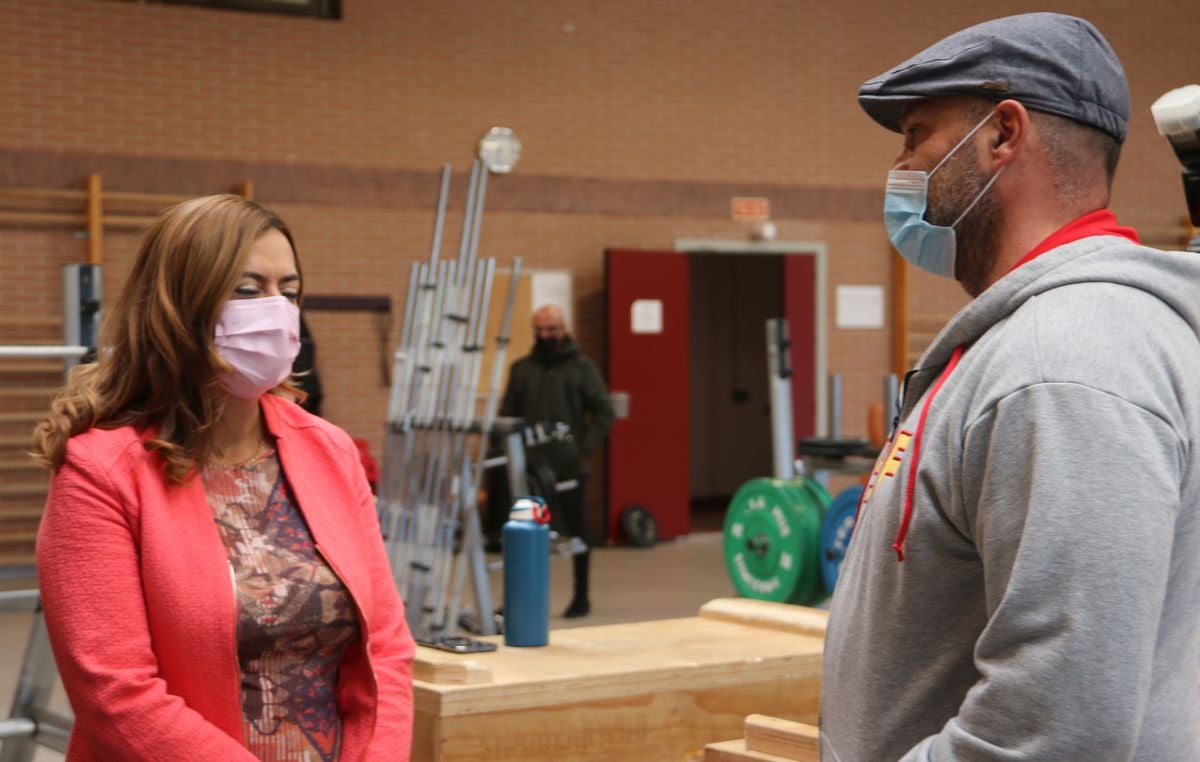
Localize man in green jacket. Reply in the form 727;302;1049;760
500;304;614;617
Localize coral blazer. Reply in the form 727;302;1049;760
37;394;415;760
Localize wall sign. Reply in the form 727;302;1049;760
835;285;884;329
631;299;664;334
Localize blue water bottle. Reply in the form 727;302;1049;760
503;496;551;647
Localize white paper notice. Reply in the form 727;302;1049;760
530;270;573;328
631;299;664;334
836;285;884;329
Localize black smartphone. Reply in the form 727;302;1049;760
418;636;498;654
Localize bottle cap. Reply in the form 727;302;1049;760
511;495;551;524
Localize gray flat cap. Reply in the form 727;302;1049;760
858;13;1129;142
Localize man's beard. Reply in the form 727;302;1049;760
926;152;1002;298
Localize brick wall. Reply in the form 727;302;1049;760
1;0;1198;544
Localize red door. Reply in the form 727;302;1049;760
605;249;690;541
785;254;818;439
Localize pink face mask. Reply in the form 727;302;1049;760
213;296;301;399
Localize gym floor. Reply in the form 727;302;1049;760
0;531;737;760
4;535;1199;759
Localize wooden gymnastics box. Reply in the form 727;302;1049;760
410;598;826;762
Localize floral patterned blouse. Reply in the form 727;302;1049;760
201;448;360;761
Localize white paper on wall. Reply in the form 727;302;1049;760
530;270;573;328
631;299;664;334
835;285;884;329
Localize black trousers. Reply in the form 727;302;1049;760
555;474;588;544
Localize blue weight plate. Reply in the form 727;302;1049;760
820;486;862;594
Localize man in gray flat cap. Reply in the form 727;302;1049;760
822;13;1200;761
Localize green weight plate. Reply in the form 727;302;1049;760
724;479;799;602
724;478;824;605
794;477;832;516
788;477;833;605
781;481;825;605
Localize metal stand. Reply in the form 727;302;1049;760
436;416;529;639
0;591;71;761
0;267;100;755
766;319;796;480
377;161;583;640
0;263;100;365
61;264;101;371
797;373;897;480
377;160;528;641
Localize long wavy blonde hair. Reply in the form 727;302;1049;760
32;194;303;484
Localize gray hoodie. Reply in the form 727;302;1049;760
821;235;1200;761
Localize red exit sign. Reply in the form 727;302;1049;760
731;197;770;221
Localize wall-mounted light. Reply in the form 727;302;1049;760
478;127;523;174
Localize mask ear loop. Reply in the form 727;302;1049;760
949;165;1006;228
928;109;997;179
925;108;1005;229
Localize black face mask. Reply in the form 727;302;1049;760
535;336;559;354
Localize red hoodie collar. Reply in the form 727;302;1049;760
1008;209;1139;274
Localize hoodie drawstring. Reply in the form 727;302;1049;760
894;344;965;561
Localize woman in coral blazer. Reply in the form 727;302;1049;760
33;195;414;761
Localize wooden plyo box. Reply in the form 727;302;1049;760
704;714;821;761
411;598;826;762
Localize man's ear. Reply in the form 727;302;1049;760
990;99;1030;170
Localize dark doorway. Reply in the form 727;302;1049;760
689;254;783;531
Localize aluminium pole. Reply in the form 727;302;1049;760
766;319;796;480
380;262;422;537
385;260;437;582
381;164;450;555
446;257;523;635
482;258;522;426
431;256;496;633
414;257;477;636
395;259;450;599
405;160;480;632
423;162;490;634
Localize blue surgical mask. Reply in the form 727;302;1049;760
884;111;1005;278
